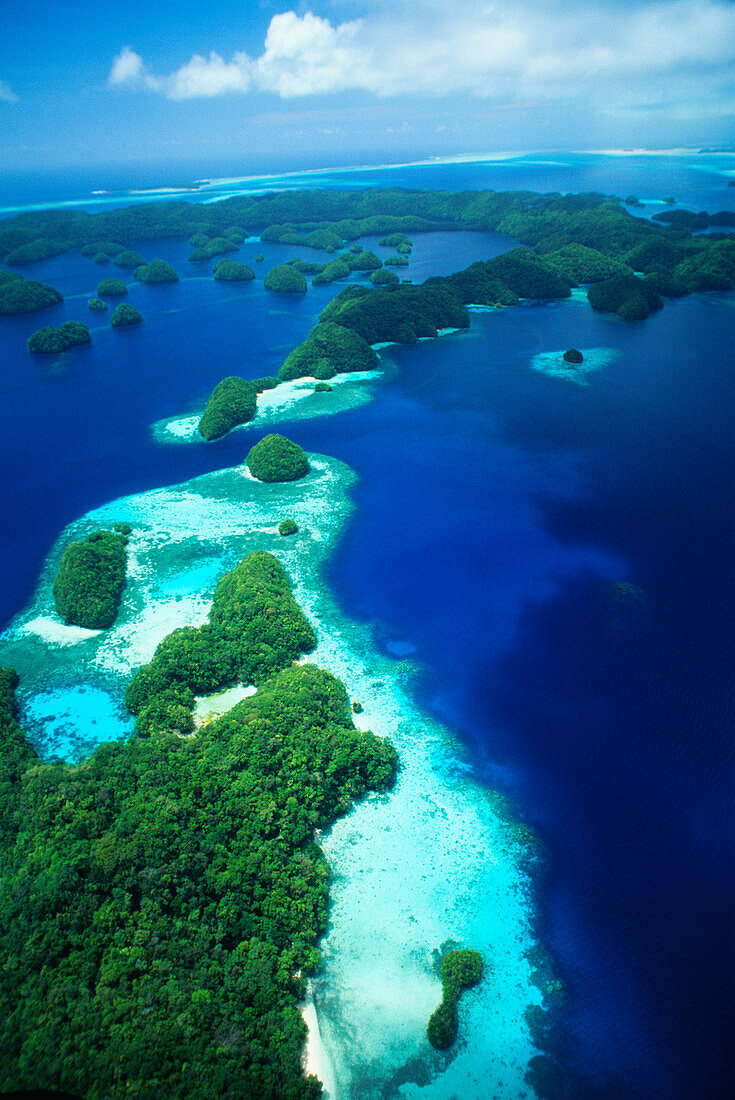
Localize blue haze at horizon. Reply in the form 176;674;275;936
1;156;734;1098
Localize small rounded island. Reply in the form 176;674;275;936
562;348;584;364
111;303;143;327
246;433;310;482
97;278;127;297
278;518;298;536
135;259;179;284
213;259;255;282
370;268;399;286
264;264;307;294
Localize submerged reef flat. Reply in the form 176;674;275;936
152;368;386;445
0;451;543;1098
531;346;621;385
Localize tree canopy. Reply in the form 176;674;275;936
264;265;308;294
278;322;378;383
0;549;397;1097
27;321;91;354
246;434;310;483
52;528;129;629
198;376;258;441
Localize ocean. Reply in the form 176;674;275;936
1;150;734;1097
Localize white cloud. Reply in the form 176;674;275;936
0;79;19;103
108;46;146;88
253;11;368;96
166;52;251;99
107;0;735;119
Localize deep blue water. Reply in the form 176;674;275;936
2;153;735;1098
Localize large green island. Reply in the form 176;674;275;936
0;549;397;1098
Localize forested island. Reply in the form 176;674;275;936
134;258;179;284
212;259;255;282
0;551;398;1098
427;949;484;1049
52;526;129;629
27;321;91;354
198;376;258;440
0;186;731;316
111;304;143;327
264;263;308;293
0;269;63;315
246;434;311;482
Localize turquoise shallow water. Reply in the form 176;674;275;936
0;456;545;1098
2;152;735;1095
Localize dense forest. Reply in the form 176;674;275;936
1;186;733;314
52;527;129;630
0;553;398;1098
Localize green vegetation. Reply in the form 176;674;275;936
96;278;127;296
110;303;143;327
349;243;363;254
213;259;255;282
1;186;732;322
198;376;258;441
27;321;91;354
541;243;632;284
80;241;125;259
379;233;413;248
563;348;584;364
344;250;381;272
290;259;327;275
188;237;238;263
264;264;307;294
261;226;345;251
135;259;180;283
279;322;378;382
125;552;316;721
483;248;572;300
652;208;735;230
225;225;249;243
320;283;469;344
312;258;350;285
252;375;278;392
254;253;265;262
0;270;63;315
314;382;333;392
429;262;518;307
114;250;146;269
4;238;70;265
52;528;129;629
370;268;399;286
587;275;664;321
246;434;310;483
0;550;397;1097
87;297;107;311
279;518;298;536
93;252;109;264
427;949;484;1050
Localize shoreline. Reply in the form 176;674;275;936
0;453;545;1097
152;368;386;445
300;986;338;1099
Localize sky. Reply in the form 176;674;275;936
2;0;735;174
